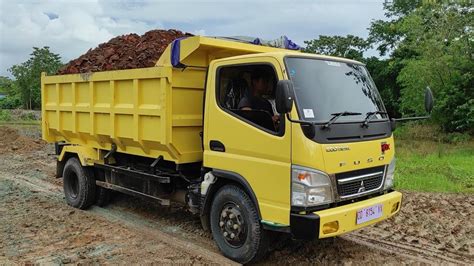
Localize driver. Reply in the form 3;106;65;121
238;70;278;123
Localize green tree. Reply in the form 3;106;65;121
368;0;424;56
363;1;425;119
368;1;473;133
0;76;14;95
395;3;473;133
8;47;62;109
0;76;22;109
304;35;370;61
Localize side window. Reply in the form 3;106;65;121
216;64;281;134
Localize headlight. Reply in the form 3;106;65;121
384;158;396;190
291;166;333;207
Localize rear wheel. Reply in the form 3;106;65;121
210;185;269;264
63;157;96;209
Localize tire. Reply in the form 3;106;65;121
210;185;270;264
63;157;96;209
95;187;112;207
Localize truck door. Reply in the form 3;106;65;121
203;57;291;225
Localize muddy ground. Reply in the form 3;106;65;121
0;125;472;264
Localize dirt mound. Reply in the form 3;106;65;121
0;126;45;153
58;29;193;75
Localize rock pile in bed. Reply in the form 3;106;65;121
58;29;192;75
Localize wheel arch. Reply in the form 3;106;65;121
200;169;262;231
58;145;100;165
57;145;101;178
56;151;76;178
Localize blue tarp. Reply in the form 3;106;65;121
171;37;188;68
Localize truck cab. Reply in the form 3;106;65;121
201;52;401;261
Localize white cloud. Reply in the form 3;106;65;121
193;29;206;36
0;0;385;76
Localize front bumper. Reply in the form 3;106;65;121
290;191;402;240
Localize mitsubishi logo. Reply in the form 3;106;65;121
358;181;366;193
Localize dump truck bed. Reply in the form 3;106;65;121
41;66;205;164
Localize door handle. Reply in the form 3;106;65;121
210;140;225;152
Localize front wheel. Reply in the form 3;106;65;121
210;185;269;264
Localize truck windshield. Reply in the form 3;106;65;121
285;57;387;123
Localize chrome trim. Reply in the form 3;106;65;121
329;173;338;202
339;184;383;199
337;171;384;184
336;169;386;200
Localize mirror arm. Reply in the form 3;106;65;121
285;113;315;126
393;115;431;122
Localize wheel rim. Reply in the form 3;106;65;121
67;172;79;199
219;202;247;248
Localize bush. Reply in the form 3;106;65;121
394;123;472;144
0;94;22;109
0;110;12;121
19;111;37;121
442;132;471;144
394;123;442;141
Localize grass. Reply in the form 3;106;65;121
0;120;40;125
393;124;474;194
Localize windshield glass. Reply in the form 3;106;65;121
285;57;387;122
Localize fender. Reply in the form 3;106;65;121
200;169;262;231
58;145;102;166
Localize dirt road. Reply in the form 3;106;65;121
0;125;472;264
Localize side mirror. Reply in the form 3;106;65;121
275;80;294;114
393;87;434;123
425;87;434;114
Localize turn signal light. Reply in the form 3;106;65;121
297;172;310;181
322;221;339;234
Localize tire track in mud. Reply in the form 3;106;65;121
88;207;238;265
1;174;237;265
343;232;472;264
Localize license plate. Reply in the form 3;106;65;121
356;204;383;224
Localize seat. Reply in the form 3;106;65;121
223;78;249;110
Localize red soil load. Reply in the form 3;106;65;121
58;29;193;75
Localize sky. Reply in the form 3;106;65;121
0;0;387;77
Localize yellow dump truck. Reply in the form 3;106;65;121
41;36;433;263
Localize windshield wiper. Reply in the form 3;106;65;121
361;111;388;128
322;111;362;129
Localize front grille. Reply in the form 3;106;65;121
336;166;385;198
